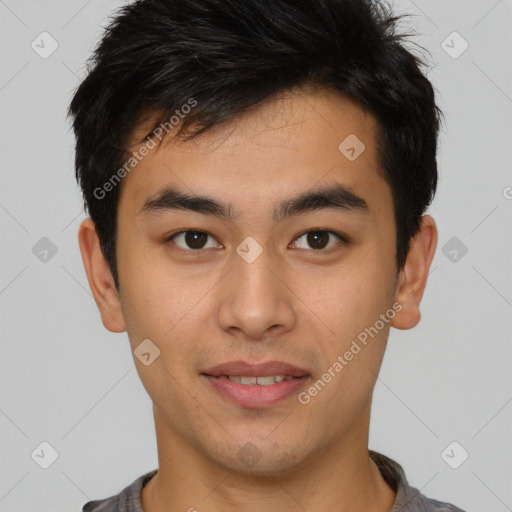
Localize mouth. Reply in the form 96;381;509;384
211;374;298;385
201;360;311;408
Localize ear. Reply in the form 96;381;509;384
78;217;126;333
391;215;438;330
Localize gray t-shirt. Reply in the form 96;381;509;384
82;450;466;511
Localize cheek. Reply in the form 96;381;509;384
117;248;213;375
117;230;178;335
295;249;395;397
119;271;202;413
298;276;392;424
121;275;197;350
296;255;395;341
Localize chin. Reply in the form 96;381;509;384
205;436;311;478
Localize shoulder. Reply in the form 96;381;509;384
82;469;157;512
423;497;467;511
369;450;467;512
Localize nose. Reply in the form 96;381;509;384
216;241;297;342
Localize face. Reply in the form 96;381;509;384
104;88;403;475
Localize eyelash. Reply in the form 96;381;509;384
164;228;348;255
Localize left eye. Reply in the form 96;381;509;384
290;229;345;251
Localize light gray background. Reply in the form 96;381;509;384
1;1;511;511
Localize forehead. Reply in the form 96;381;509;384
118;88;388;218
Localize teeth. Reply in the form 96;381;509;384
256;376;276;386
225;375;292;385
240;376;257;385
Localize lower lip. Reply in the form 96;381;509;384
202;375;310;408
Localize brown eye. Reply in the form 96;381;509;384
306;231;330;249
170;230;221;251
291;229;345;251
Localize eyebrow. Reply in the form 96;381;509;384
139;183;369;222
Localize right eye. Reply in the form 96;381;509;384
166;230;223;252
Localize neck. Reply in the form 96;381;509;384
142;405;396;512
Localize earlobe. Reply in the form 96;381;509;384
78;217;126;333
391;215;438;330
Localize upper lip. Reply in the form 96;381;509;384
202;360;310;378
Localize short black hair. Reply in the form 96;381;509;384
68;0;443;291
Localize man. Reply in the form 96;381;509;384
69;0;466;510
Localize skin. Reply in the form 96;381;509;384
78;87;437;512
